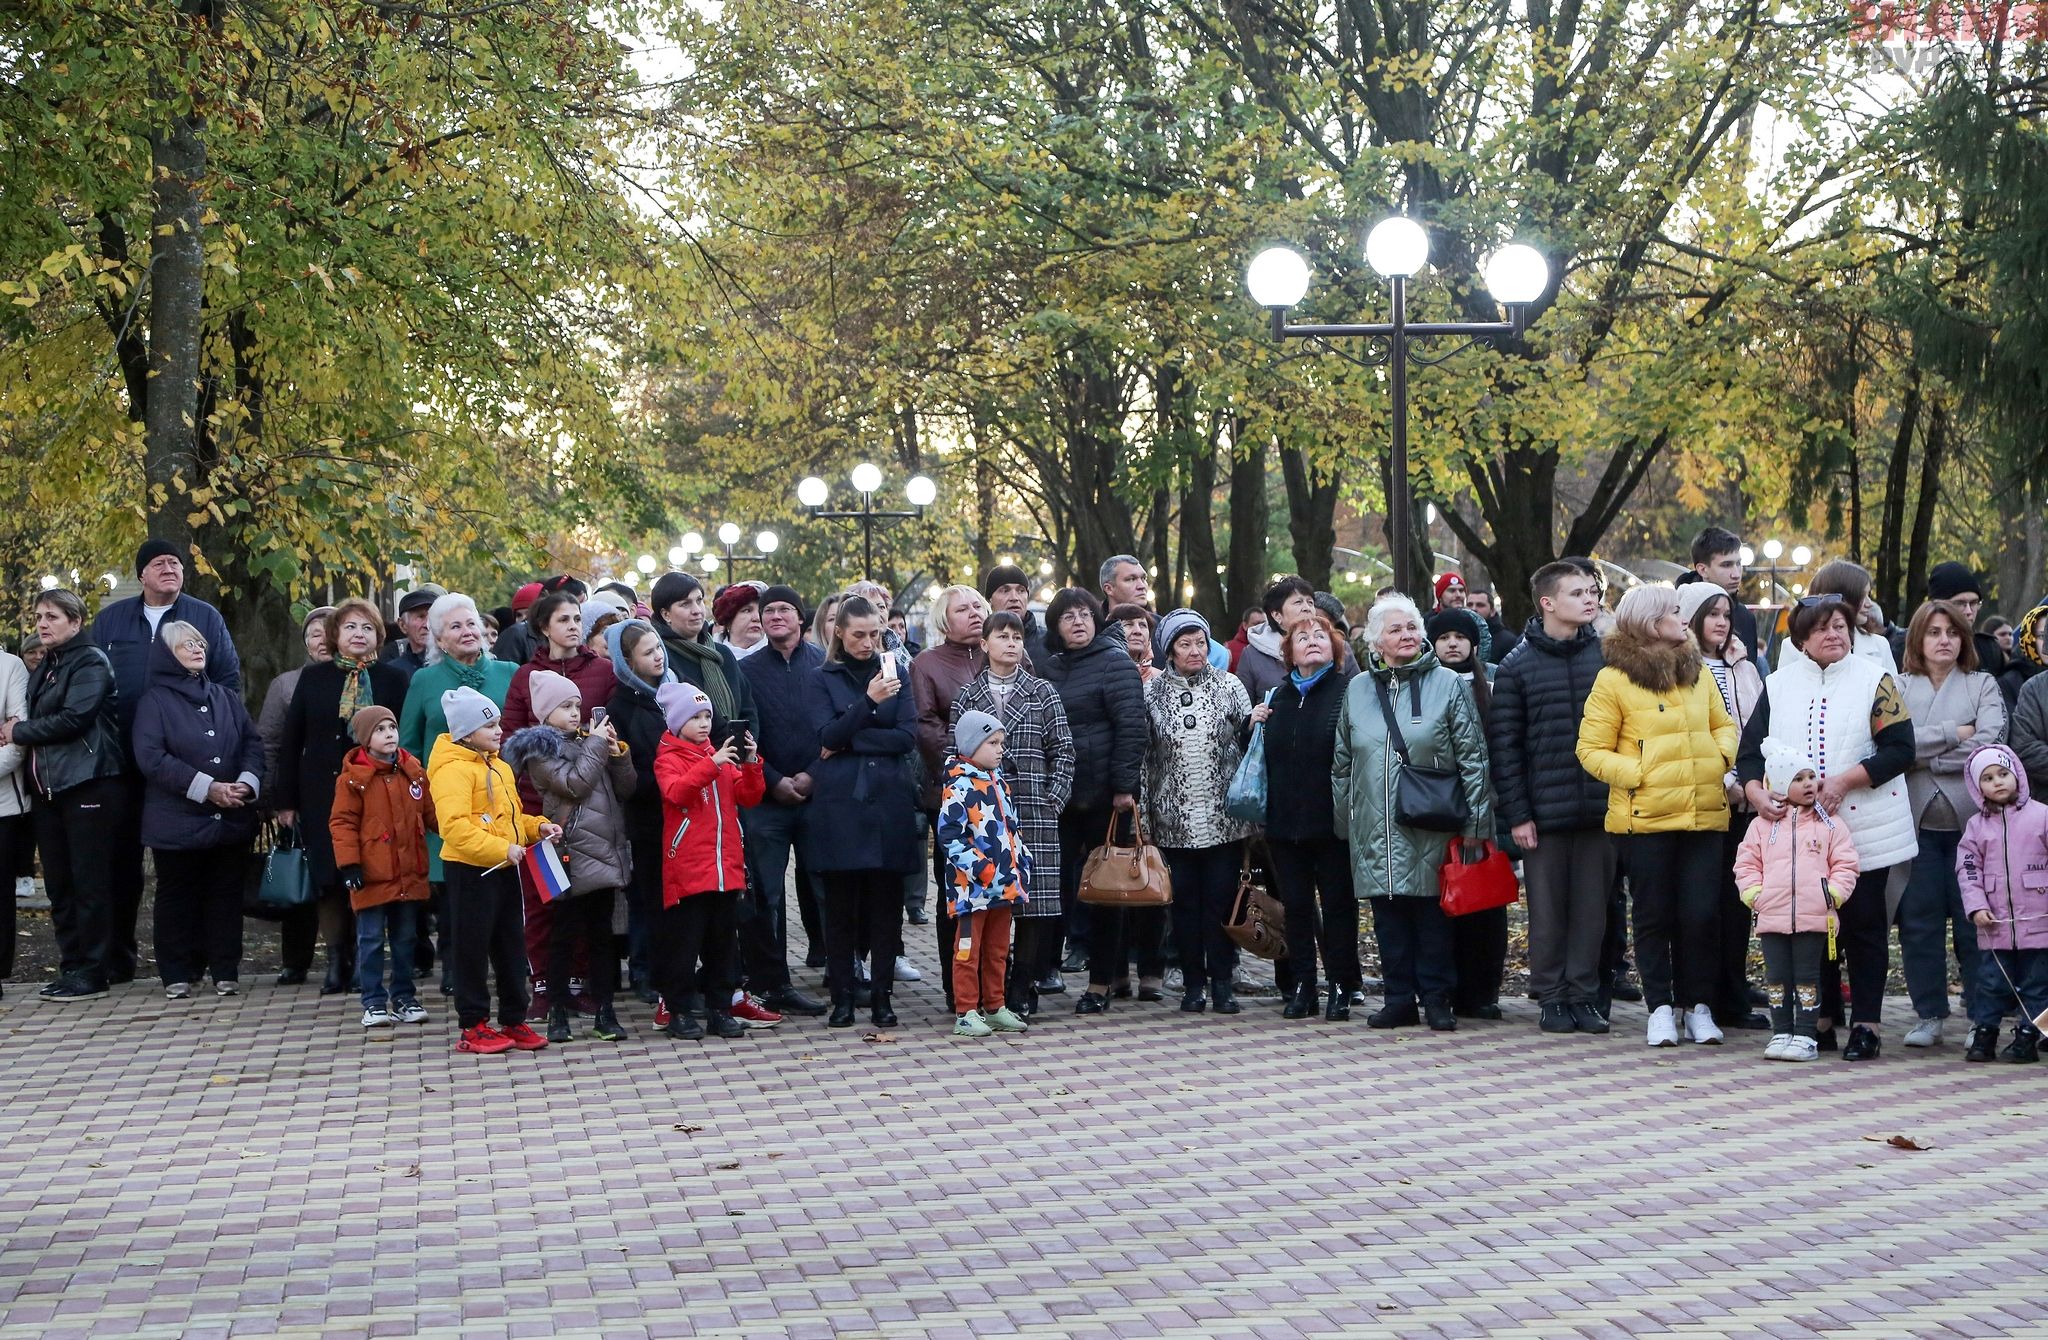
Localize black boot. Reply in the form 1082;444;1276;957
592;1005;628;1042
1282;982;1317;1020
1967;1025;2000;1062
706;1009;745;1040
1324;988;1351;1022
1368;1000;1419;1029
1212;984;1241;1015
828;991;856;1028
546;1005;573;1044
319;946;351;996
664;1012;705;1040
870;991;898;1029
2001;1025;2041;1063
1423;998;1458;1032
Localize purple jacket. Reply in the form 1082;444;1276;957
1958;743;2048;952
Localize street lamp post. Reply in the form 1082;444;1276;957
795;464;936;580
1246;221;1549;599
698;522;780;578
1741;539;1813;605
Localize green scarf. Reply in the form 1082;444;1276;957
666;633;737;719
334;655;374;720
444;651;494;694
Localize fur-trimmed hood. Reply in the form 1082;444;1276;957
1599;628;1703;694
499;723;570;773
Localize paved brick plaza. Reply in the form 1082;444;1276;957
3;928;2045;1339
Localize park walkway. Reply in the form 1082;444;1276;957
1;926;2043;1338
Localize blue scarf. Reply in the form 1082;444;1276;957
1289;664;1332;693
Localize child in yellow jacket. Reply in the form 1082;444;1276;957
426;687;560;1056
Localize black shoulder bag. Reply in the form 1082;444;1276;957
1373;673;1471;833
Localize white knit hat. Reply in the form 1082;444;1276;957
1763;739;1818;796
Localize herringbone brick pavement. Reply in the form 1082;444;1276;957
2;923;2044;1338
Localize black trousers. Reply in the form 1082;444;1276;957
1006;915;1059;1006
1819;864;1893;1027
1373;895;1455;1006
1268;835;1360;994
104;771;150;980
152;844;248;986
549;889;617;1011
1714;824;1755;1022
1059;807;1109;960
626;823;663;986
1450;905;1508;1012
822;870;903;1000
0;813;26;979
1761;931;1824;1036
658;889;739;1009
446;862;527;1030
1617;830;1724;1012
37;775;125;984
1164;843;1243;995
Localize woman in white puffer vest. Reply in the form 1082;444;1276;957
1738;590;1917;1062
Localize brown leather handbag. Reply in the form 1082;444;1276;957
1223;851;1288;960
1078;810;1173;907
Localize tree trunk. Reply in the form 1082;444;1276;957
1278;441;1338;590
971;431;996;577
1903;396;1948;614
144;85;208;570
1874;369;1922;620
1224;427;1266;625
1179;444;1224;625
1146;483;1172;599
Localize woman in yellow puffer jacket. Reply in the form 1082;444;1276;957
1576;586;1738;1049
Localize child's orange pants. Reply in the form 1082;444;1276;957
952;905;1014;1014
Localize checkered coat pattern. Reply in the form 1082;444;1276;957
950;670;1074;918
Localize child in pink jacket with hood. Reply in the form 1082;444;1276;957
1957;742;2048;1063
1734;741;1861;1062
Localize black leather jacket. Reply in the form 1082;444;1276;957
12;633;124;798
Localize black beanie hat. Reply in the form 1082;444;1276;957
982;564;1030;599
1926;561;1982;602
135;538;181;577
760;584;806;620
1425;607;1483;647
649;571;700;615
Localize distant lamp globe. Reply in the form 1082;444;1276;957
850;462;883;495
635;554;656;575
1245;247;1311;309
1365;217;1429;278
904;474;937;507
1482;244;1549;305
1791;545;1812;566
796;477;829;509
756;531;779;554
718;522;741;546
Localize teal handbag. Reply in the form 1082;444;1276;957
1225;690;1273;825
253;824;315;910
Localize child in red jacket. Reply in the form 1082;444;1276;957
653;683;764;1041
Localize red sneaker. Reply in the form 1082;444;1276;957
457;1024;513;1055
653;996;671;1028
730;994;783;1028
499;1022;548;1051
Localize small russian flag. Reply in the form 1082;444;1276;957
524;837;571;903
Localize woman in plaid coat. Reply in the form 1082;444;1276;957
950;611;1075;1017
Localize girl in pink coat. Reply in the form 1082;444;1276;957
1734;741;1861;1062
1957;743;2048;1062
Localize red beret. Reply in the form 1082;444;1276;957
512;581;544;613
712;583;761;627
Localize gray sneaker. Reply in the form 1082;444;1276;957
361;1006;396;1028
1902;1017;1944;1048
393;1000;429;1024
165;982;192;1001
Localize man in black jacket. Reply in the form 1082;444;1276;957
1487;561;1614;1034
1689;526;1762;667
89;539;242;984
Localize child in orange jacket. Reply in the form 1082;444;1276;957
330;706;437;1029
653;683;764;1041
1733;741;1861;1062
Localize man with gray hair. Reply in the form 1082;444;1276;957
1099;554;1230;671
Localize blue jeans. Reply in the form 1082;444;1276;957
356;902;420;1010
1972;947;2048;1030
1898;829;1977;1020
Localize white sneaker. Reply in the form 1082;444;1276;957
1782;1035;1819;1061
361;1006;395;1028
214;980;239;997
1764;1033;1793;1060
893;955;922;982
1646;1005;1679;1047
14;876;34;899
165;982;191;1001
393;1001;429;1024
854;959;872;984
1903;1017;1944;1048
1684;1004;1724;1045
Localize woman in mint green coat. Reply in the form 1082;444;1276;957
1334;594;1493;1032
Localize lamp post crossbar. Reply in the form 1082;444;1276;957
806;498;924;579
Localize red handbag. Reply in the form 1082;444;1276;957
1439;840;1519;917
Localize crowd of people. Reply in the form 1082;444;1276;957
3;531;2047;1065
